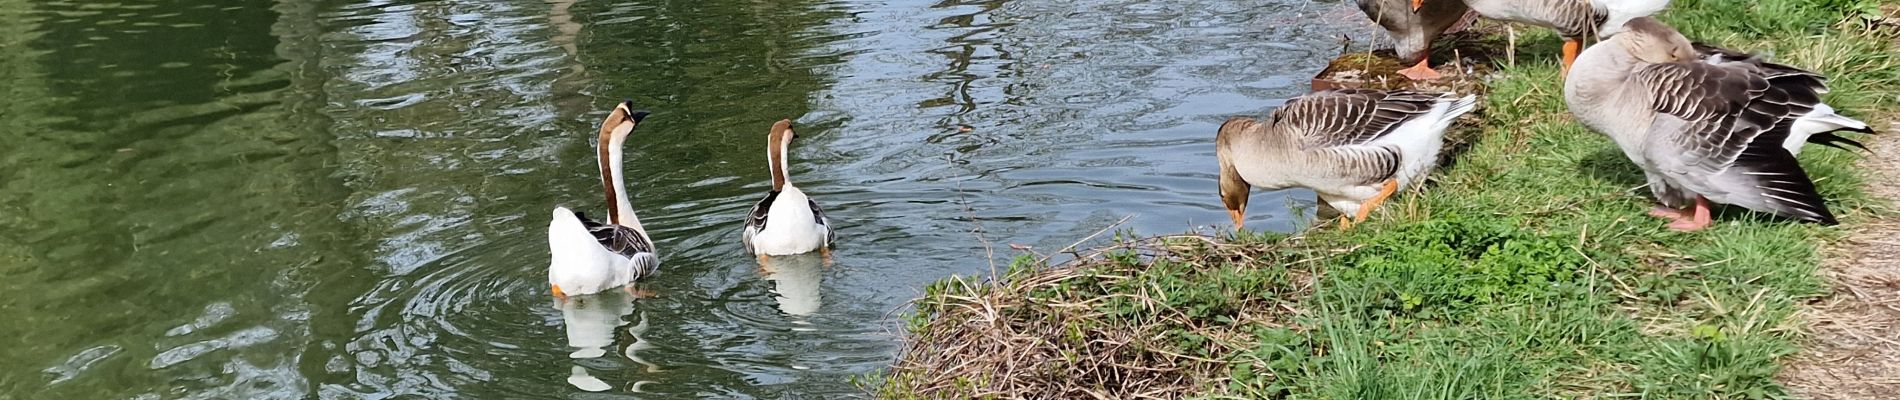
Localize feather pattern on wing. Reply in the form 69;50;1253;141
575;211;660;278
808;197;836;246
1276;88;1440;149
742;191;778;255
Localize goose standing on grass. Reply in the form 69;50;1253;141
1564;17;1874;231
1218;89;1478;230
1443;0;1671;76
1356;0;1476;80
548;101;660;300
743;119;836;263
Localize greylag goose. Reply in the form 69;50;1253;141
548;101;660;299
1218;89;1478;229
1564;17;1873;231
1453;0;1671;75
1356;0;1475;80
742;119;837;262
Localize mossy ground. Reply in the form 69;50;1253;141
876;0;1899;398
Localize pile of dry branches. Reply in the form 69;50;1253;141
883;235;1316;399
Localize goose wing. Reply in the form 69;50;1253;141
1693;43;1867;151
1636;61;1835;223
742;191;778;254
1276;89;1444;149
1227;116;1403;188
576;212;661;278
808;198;836;246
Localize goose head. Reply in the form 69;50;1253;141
1616;17;1697;64
598;101;650;144
1215;117;1258;229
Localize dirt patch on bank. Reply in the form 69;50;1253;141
1778;9;1900;398
1779;117;1900;399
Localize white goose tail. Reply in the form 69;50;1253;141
549;207;610;294
1383;93;1479;188
1785;103;1873;156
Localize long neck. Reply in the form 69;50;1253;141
598;133;638;228
767;135;791;191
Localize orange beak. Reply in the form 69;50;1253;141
1228;209;1246;230
551;284;568;300
1410;0;1424;12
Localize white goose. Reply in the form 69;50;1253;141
548;101;660;299
742;119;836;262
1564;17;1873;231
1218;89;1478;230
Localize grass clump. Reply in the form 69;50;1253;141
878;0;1896;398
875;233;1317;399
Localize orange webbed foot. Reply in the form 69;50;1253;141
1397;59;1443;81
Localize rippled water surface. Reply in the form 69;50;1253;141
1;0;1369;397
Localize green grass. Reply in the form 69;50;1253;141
877;0;1898;398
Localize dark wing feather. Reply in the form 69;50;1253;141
574;212;655;259
808;198;836;246
1695;43;1868;151
1275;89;1441;149
742;191;779;254
1638;60;1838;224
1636;61;1777;173
1728;128;1837;224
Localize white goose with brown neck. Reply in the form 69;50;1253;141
547;101;660;299
743;119;835;257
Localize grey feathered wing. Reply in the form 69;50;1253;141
1635;61;1835;224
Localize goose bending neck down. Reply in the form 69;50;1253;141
548;101;660;300
1218;89;1478;230
743;119;837;263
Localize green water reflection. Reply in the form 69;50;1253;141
0;0;1359;397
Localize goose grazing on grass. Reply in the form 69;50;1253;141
1356;0;1475;80
743;119;836;263
548;101;659;300
1218;89;1478;230
1446;0;1671;76
1564;17;1873;231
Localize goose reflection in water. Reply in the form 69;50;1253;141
558;291;659;392
761;253;826;318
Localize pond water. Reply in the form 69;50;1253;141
0;0;1367;397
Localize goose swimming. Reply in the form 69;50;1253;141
548;101;660;299
1564;17;1873;231
742;119;836;262
1218;89;1478;230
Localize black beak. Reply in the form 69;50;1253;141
618;100;649;125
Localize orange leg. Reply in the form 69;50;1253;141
624;285;658;298
1410;0;1424;12
1337;215;1355;231
756;254;771;274
820;247;834;267
1397;58;1443;81
1647;204;1687;221
1560;38;1583;78
1666;196;1714;232
1351;179;1401;224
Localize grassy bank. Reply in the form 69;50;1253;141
877;0;1899;398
